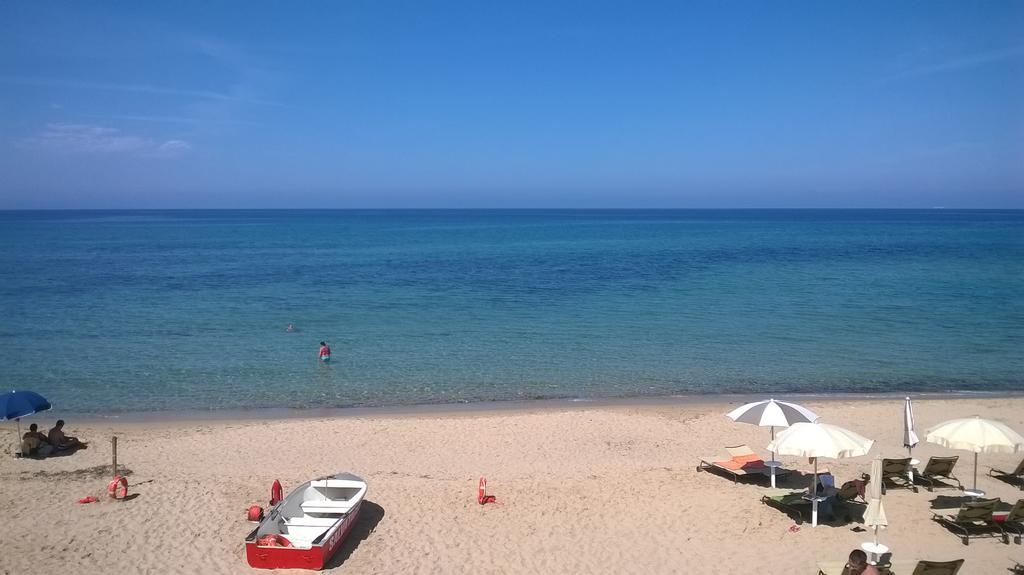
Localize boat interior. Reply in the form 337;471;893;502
254;475;367;548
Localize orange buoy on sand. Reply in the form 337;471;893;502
107;475;128;499
247;505;264;522
270;479;283;506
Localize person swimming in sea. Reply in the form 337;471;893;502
286;323;296;332
318;341;331;362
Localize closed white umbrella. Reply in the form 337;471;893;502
767;421;874;526
903;397;919;453
925;416;1024;496
862;456;888;559
725;398;819;487
903;397;919;483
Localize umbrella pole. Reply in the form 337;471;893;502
15;418;20;451
973;451;978;492
811;457;819;527
769;426;776;488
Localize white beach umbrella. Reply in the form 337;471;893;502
863;456;888;556
903;397;920;483
903;397;919;454
725;398;819;487
767;421;874;526
925;416;1024;493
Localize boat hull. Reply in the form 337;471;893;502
245;499;361;570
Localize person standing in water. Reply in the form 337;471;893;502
319;341;331;362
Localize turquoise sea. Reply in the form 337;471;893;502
1;209;1021;414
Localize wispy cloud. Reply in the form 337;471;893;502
79;113;261;126
890;45;1024;80
0;75;286;107
151;139;192;158
22;123;191;158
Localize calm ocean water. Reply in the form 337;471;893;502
0;209;1021;414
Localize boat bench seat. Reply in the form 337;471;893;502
301;500;355;514
284;516;337;527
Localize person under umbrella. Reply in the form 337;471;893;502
725;398;819;487
767;421;874;527
0;390;52;455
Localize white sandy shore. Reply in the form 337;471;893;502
3;397;1023;574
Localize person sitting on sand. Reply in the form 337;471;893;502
846;549;880;575
47;420;86;451
20;423;53;457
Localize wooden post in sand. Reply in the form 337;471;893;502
111;436;118;478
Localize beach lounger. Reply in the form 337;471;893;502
915;456;962;492
880;457;917;492
931;497;1003;545
989;457;1024;490
907;559;965;575
816;559;963;575
696;444;790;484
761;479;863;523
994;498;1024;544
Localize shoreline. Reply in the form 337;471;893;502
5;394;1023;574
40;388;1024;424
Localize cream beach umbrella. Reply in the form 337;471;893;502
767;421;874;526
925;416;1024;494
725;399;819;487
863;456;888;557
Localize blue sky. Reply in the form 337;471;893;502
1;1;1021;208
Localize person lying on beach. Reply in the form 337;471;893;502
47;420;86;451
20;423;54;457
845;549;879;575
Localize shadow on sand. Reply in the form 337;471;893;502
324;500;385;570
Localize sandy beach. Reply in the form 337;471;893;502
3;396;1023;575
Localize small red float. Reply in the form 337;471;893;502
247;505;264;522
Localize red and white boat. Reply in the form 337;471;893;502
245;473;367;570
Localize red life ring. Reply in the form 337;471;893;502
107;476;128;499
270;480;283;506
477;477;495;505
257;534;292;548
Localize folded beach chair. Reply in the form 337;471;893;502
995;498;1024;544
880;457;917;492
989;457;1024;490
931;497;1003;545
696;444;789;484
916;456;963;492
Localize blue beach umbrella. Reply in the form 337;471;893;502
1;390;52;443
